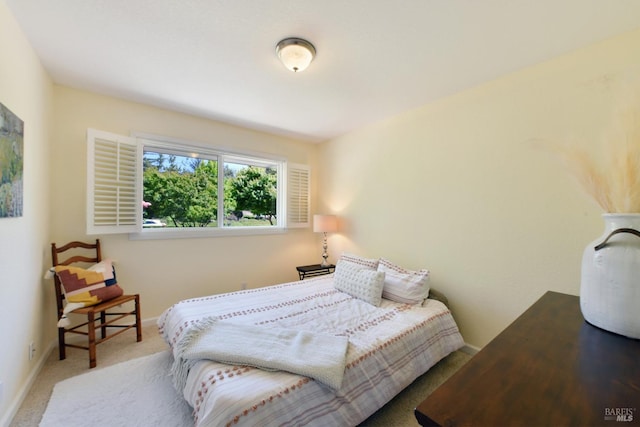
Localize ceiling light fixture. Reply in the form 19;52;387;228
275;37;316;73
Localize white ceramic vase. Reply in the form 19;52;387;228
581;213;640;339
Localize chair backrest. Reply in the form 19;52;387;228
51;239;102;319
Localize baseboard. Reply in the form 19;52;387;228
3;316;159;427
460;343;480;355
1;340;56;427
143;316;159;328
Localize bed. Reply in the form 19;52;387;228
158;256;464;427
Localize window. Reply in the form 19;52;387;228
87;129;310;238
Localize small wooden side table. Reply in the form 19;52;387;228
296;264;335;280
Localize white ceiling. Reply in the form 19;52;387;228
6;0;640;142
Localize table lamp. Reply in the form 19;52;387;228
313;214;337;267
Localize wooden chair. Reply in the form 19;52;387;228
51;239;142;368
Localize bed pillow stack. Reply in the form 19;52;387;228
377;258;430;304
333;254;385;306
334;253;430;306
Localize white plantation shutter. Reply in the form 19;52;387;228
87;129;141;234
287;163;310;228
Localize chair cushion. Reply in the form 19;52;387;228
53;259;124;308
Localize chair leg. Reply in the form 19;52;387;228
135;295;142;342
58;327;66;360
88;312;97;369
100;310;107;339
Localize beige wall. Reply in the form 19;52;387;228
51;86;320;315
317;28;640;348
0;1;53;423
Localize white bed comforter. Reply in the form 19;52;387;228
158;275;464;427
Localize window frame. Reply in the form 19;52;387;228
87;129;310;239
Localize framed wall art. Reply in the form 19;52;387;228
0;102;24;217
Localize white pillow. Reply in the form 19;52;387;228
334;259;385;306
338;252;379;270
377;258;430;305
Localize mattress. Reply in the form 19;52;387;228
158;275;464;427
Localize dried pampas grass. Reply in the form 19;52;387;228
556;90;640;213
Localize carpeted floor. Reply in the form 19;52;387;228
10;325;471;426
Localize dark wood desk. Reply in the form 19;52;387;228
415;291;640;427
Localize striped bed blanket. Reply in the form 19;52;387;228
158;275;464;427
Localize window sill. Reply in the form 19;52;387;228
128;226;287;240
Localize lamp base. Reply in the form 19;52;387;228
320;232;329;267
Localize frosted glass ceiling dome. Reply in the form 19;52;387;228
275;38;316;73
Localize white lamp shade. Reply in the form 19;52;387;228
313;214;337;233
276;38;315;72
